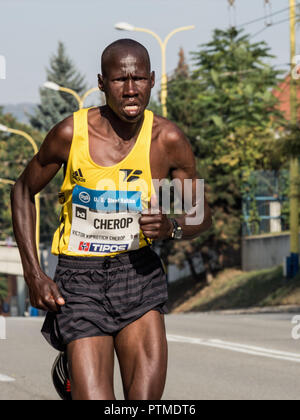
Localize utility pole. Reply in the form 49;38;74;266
288;0;299;277
228;0;237;28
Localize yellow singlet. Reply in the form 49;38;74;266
51;107;154;257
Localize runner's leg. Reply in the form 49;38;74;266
67;336;116;400
114;310;168;400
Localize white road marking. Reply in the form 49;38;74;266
0;374;15;382
167;334;300;364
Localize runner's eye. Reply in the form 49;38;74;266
113;77;127;82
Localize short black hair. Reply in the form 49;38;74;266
101;39;151;76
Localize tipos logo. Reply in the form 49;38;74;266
120;169;143;182
78;242;129;253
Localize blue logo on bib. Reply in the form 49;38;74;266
79;191;91;204
73;186;142;213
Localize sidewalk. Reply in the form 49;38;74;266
207;305;300;316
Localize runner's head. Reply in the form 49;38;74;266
98;39;155;123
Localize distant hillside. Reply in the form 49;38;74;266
1;103;36;124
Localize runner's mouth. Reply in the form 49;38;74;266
123;105;140;116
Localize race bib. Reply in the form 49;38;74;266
68;185;142;255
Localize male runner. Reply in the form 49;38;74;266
11;39;212;400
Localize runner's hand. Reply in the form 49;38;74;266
139;195;173;240
26;273;65;312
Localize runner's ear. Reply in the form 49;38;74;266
98;74;104;92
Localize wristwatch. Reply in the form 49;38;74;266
170;218;183;240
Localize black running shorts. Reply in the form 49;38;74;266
41;246;169;351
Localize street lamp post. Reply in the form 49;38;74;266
115;22;195;118
43;82;99;109
0;124;40;257
288;0;299;278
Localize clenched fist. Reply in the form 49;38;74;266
139;195;173;240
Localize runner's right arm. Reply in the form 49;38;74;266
11;116;73;312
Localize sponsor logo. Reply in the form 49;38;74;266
78;242;129;253
75;207;87;220
79;191;90;204
78;242;90;251
72;168;86;183
120;169;143;182
73;185;142;212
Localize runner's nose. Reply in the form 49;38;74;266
123;78;138;97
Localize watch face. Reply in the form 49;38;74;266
174;228;183;239
170;219;182;240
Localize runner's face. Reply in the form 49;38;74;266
99;52;155;123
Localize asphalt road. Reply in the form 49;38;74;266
0;312;300;400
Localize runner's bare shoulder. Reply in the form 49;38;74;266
152;114;191;157
38;115;74;166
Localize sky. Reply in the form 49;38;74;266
0;0;298;105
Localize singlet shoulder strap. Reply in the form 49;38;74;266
73;107;89;142
144;110;155;199
133;110;153;153
60;108;91;192
143;109;154;150
69;107;94;161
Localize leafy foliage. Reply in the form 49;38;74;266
30;41;88;132
276;123;300;158
0;276;8;300
162;28;285;279
0;108;63;243
1;43;96;245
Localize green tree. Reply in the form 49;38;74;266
0;108;63;244
148;99;162;116
0;276;8;301
164;28;285;280
174;47;189;78
30;41;88;132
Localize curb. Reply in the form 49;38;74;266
204;305;300;315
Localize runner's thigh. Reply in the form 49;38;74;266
114;310;168;400
67;336;115;400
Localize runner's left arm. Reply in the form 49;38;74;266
139;122;212;240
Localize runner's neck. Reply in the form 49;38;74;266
98;106;145;143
